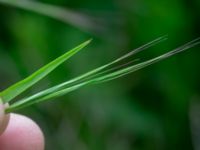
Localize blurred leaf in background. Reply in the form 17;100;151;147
0;0;200;150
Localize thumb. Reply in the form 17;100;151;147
0;99;10;135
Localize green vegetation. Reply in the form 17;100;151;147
0;0;199;149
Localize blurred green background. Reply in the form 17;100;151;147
0;0;200;149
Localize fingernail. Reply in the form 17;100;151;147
0;98;10;135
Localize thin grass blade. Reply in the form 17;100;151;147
4;36;166;109
0;40;91;103
6;38;200;112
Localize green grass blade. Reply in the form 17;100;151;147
4;36;166;109
6;38;200;112
0;40;91;103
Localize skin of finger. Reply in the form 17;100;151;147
0;99;10;135
0;113;45;150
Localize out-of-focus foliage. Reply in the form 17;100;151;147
0;0;200;150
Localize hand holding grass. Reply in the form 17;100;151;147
0;99;44;150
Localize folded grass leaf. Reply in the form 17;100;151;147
5;37;200;112
0;40;91;103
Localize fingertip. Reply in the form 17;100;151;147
0;114;45;150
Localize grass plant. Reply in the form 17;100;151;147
0;36;199;113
